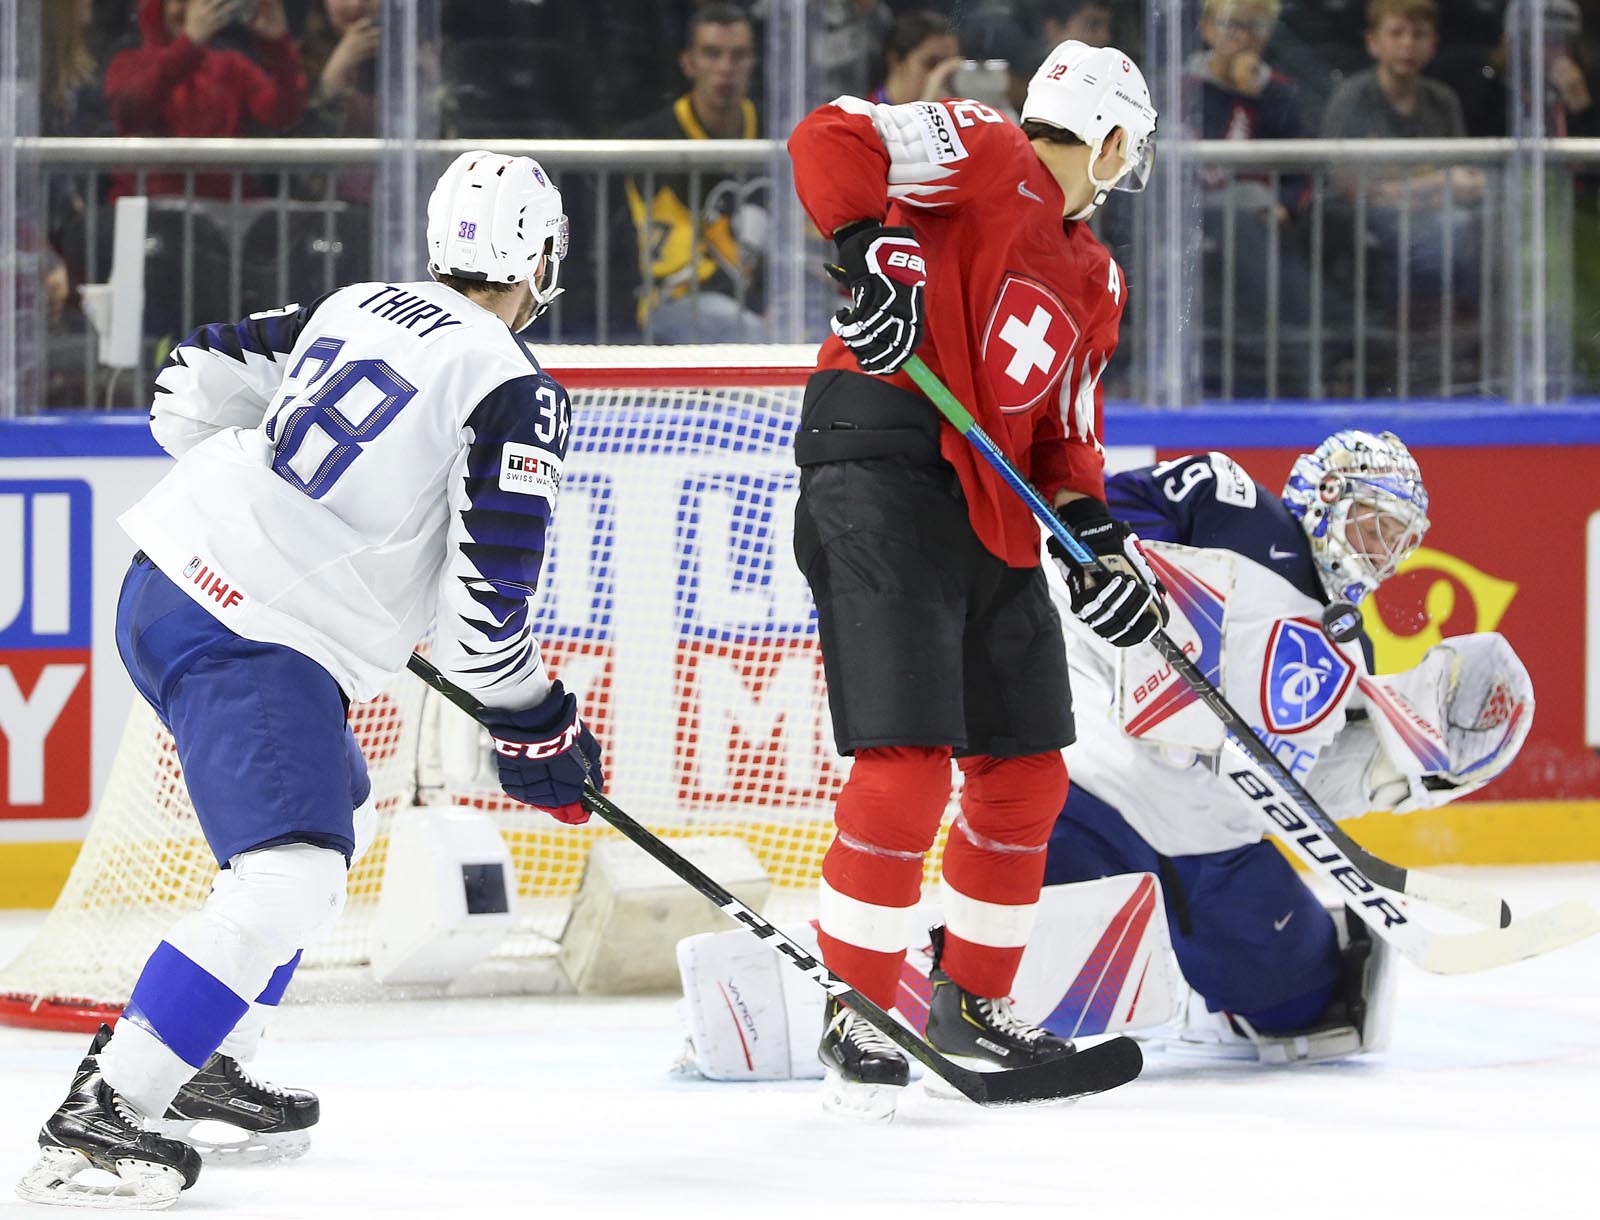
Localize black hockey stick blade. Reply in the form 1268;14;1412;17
578;781;1144;1107
406;653;1144;1106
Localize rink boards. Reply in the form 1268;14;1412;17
1;400;1598;905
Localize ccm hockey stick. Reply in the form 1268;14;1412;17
406;653;1143;1105
902;357;1600;970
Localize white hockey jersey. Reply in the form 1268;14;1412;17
1053;541;1372;856
1052;453;1532;859
120;281;571;707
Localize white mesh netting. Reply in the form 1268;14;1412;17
0;361;962;1024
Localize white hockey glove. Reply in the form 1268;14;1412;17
1356;632;1534;814
1050;498;1168;647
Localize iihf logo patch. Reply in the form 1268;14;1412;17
183;556;201;578
1260;618;1354;734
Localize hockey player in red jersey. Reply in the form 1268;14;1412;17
787;40;1165;1118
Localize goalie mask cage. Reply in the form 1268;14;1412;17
0;347;966;1031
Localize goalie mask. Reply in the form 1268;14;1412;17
1021;40;1158;219
427;150;569;322
1283;429;1430;607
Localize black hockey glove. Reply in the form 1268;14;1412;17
1049;498;1168;648
825;222;927;376
480;680;604;825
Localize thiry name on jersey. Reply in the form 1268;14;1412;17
120;280;572;708
789;96;1125;568
1050;454;1373;856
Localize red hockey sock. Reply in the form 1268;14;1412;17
938;752;1068;999
817;746;951;1010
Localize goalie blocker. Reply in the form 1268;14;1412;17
674;875;1396;1080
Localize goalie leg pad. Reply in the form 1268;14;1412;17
1156;906;1398;1065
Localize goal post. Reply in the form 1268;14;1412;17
0;348;962;1030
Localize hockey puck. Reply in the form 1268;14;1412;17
1321;601;1363;644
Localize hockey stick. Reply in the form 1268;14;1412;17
405;653;1143;1106
901;356;1600;971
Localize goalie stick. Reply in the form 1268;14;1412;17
901;356;1600;972
405;653;1144;1106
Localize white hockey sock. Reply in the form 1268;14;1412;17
217;950;303;1062
99;1017;201;1120
100;844;346;1116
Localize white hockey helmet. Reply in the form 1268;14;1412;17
426;150;569;320
1282;430;1431;607
1021;40;1158;217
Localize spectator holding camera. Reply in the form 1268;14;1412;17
867;11;961;105
105;0;308;197
1434;0;1600;138
300;0;378;139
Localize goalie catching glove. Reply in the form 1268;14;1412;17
480;680;604;824
826;222;927;375
1050;497;1167;647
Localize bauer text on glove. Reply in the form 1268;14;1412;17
826;222;927;376
1049;497;1167;647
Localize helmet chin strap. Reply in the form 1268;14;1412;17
1068;133;1124;221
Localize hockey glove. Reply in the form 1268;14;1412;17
1049;498;1168;648
826;222;927;376
480;681;604;825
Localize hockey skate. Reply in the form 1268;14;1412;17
818;995;909;1122
16;1025;201;1211
153;1052;320;1164
922;926;1075;1098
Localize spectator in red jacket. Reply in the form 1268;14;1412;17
105;0;307;198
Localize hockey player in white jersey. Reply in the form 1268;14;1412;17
18;150;601;1209
1044;430;1533;1062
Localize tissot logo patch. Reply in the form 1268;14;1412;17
980;275;1079;412
500;443;563;499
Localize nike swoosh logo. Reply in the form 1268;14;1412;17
1017;180;1044;203
1273;912;1294;931
1268;545;1295;560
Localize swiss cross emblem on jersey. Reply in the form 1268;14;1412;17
980;275;1080;413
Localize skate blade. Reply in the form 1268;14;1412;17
821;1068;901;1123
15;1145;185;1210
152;1118;311;1166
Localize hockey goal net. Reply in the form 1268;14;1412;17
0;348;962;1030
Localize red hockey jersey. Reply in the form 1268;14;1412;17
789;96;1126;568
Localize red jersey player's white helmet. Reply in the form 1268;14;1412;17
1021;41;1158;216
427;150;570;321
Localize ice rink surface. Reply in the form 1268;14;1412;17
0;865;1596;1220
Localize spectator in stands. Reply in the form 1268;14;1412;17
45;0;105;137
105;0;308;198
615;3;767;343
1322;0;1483;388
814;0;894;104
1434;0;1600;137
43;0;107;329
1191;0;1308;220
1185;0;1314;397
1323;0;1468;141
298;0;377;141
867;11;962;105
964;1;1116;114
